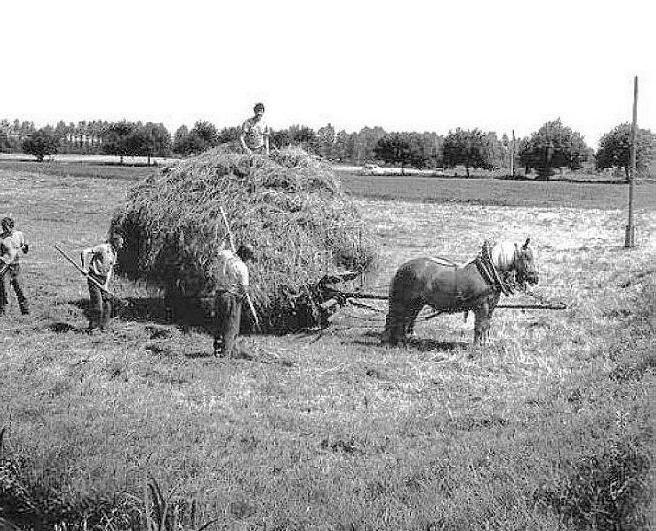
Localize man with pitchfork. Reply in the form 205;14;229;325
80;232;124;332
213;242;256;358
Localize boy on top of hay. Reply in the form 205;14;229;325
214;242;256;358
80;233;124;332
240;102;270;155
0;216;30;316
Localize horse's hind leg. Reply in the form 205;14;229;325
404;302;425;338
383;301;407;346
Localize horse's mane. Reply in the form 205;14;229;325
489;241;517;271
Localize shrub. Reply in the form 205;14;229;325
21;128;59;162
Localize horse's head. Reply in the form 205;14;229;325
513;237;539;287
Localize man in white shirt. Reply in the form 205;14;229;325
239;103;270;155
80;233;124;331
214;243;255;358
0;217;30;316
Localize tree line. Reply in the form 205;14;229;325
1;117;654;180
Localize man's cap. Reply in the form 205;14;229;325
253;102;265;113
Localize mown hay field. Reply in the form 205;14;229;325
0;163;654;530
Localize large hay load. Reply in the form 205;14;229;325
111;147;377;332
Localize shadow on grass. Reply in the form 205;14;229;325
183;350;214;359
70;296;217;335
406;337;469;352
48;322;83;334
351;332;468;352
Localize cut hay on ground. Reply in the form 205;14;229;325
111;147;378;332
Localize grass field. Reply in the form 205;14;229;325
336;169;656;210
0;161;654;530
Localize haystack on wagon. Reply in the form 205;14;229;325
111;147;378;333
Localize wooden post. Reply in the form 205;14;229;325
510;129;515;177
625;75;638;248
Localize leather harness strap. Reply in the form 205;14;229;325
475;241;514;296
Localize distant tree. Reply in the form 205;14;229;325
88;120;105;152
595;123;656;182
418;132;444;168
127;122;172;165
0;131;10;152
102;121;137;164
20;121;36;140
500;133;511;170
78;120;89;152
484;132;505;169
289;125;317;152
1;119;20;152
351;126;387;164
332;130;351;162
0;119;11;152
442;128;495;177
374;132;426;171
67;122;77;150
405;132;431;168
217;126;241;144
374;133;411;169
22;127;60;162
54;120;69;141
316;123;336;158
174;120;220;156
173;125;189;154
179;134;207;156
169;121;218;156
190;120;219;147
519;119;591;180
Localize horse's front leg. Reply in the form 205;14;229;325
473;302;491;346
473;293;501;346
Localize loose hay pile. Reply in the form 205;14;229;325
111;147;377;332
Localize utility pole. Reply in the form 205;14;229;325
625;75;638;248
510;129;515;177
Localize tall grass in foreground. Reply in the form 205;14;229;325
1;276;653;529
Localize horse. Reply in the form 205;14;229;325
382;238;539;346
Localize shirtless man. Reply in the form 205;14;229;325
239;103;270;155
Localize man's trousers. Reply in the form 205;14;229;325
88;272;112;329
0;263;29;315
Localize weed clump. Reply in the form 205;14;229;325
111;147;377;333
0;437;136;529
536;437;652;529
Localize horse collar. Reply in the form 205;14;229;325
478;241;513;296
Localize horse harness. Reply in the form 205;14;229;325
474;240;516;297
429;242;510;314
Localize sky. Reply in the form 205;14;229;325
2;0;654;148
